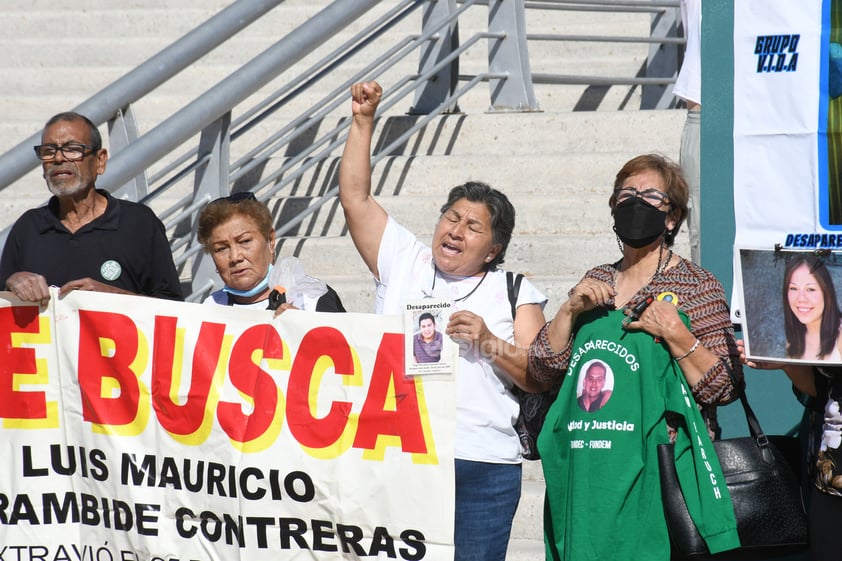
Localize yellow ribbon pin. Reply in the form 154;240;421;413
657;291;678;306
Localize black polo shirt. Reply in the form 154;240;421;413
0;189;182;300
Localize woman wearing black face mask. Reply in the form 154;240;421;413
523;154;744;561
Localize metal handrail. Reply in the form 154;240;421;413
528;34;685;44
523;0;678;7
148;0;424;196
0;0;284;190
532;74;678;86
273;73;496;240
224;0;483;196
0;0;684;302
248;33;498;204
99;0;386;195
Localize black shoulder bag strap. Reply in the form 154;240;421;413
507;270;556;460
506;271;524;319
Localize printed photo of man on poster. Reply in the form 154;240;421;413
404;299;457;376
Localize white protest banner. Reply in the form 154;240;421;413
732;1;842;363
733;3;822;248
0;288;456;560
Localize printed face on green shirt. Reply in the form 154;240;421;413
584;364;606;399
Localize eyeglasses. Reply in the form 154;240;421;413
614;187;670;208
33;143;96;162
210;191;257;204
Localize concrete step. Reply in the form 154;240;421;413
0;46;649;91
0;78;647;125
240;148;681;205
0;24;651;65
514;448;548;560
0;38;303;69
0;50;650;118
279;235;648;280
511;479;546;543
263;189;616;240
0;10;305;41
0;1;662;150
2;0;234;9
0;109;685;230
0;3;651;42
269;110;684;157
0;107;685;223
507;538;546;561
167;110;684;176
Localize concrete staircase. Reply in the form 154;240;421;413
276;109;687;318
0;2;688;559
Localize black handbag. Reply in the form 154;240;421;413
514;384;559;460
506;271;560;460
657;367;808;559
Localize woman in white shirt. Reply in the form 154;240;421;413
338;80;549;561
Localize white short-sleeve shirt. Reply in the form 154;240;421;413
375;217;547;463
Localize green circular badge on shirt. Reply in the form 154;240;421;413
100;260;122;281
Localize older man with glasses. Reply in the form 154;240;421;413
0;111;182;304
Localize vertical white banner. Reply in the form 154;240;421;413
733;2;824;248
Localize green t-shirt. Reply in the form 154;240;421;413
538;309;739;561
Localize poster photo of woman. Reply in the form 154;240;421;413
739;248;842;363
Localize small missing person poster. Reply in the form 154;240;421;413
738;248;842;364
404;299;457;375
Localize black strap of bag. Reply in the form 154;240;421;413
507;271;559;461
506;271;524;319
265;284;346;313
725;364;776;464
658;360;808;558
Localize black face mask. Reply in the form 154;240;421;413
612;197;668;248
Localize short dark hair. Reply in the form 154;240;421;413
197;196;274;252
610;154;688;246
586;361;606;376
419;312;435;326
439;181;515;269
44;112;102;152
